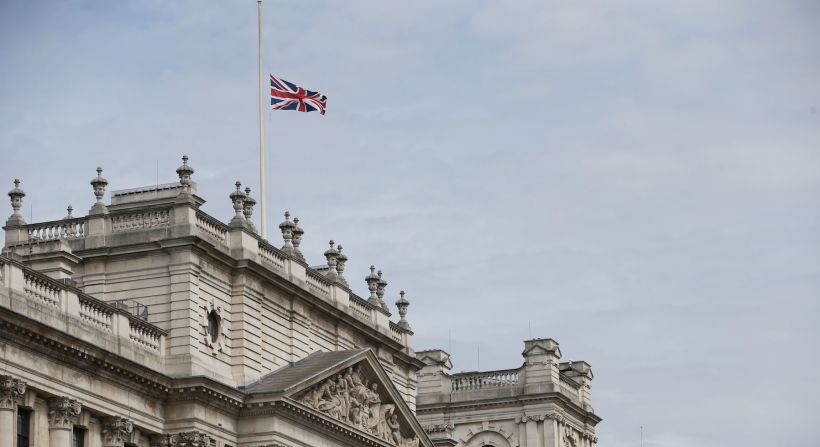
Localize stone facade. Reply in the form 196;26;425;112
416;340;601;447
0;156;431;447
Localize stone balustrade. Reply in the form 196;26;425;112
195;210;229;244
258;240;287;274
0;258;167;362
3;183;413;351
79;294;114;331
451;368;521;391
24;270;62;307
26;217;86;241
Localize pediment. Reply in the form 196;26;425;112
244;349;432;447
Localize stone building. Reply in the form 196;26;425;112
415;340;601;447
0;156;430;447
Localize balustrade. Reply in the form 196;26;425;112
451;368;520;391
129;320;162;352
258;241;286;273
195;211;228;244
78;295;114;331
349;295;373;323
306;269;331;298
26;218;86;241
23;271;61;307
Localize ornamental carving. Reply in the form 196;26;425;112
0;375;26;410
168;431;211;447
201;300;225;353
102;416;134;446
297;364;420;447
48;397;82;429
562;426;579;447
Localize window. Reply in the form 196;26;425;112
16;408;31;447
72;427;86;447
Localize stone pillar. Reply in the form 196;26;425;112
101;416;133;447
521;339;561;392
48;397;82;447
0;376;26;447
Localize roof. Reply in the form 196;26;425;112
243;349;367;395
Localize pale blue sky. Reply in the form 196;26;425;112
1;1;819;446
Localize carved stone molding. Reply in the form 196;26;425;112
545;411;566;423
102;416;134;447
168;431;212;447
47;397;82;429
0;375;26;410
297;363;419;447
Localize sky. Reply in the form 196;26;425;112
1;1;819;446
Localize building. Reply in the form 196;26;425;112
1;156;429;447
415;340;601;447
0;156;601;447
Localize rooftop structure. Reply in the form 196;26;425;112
1;156;431;447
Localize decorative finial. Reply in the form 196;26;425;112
324;240;340;282
63;205;77;236
395;290;411;330
89;167;109;214
6;178;26;225
242;187;257;232
376;270;388;310
229;181;246;225
279;211;296;255
365;265;380;305
336;244;349;287
176;154;195;195
291;217;306;262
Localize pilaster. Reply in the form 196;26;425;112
0;376;26;447
48;397;82;447
101;416;134;447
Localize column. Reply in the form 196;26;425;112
101;416;133;447
0;375;26;447
48;397;82;447
168;431;211;447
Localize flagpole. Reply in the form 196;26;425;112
257;0;267;239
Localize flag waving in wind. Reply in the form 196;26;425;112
270;74;327;115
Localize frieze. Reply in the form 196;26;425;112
297;363;420;447
169;431;211;447
48;396;82;429
0;375;26;410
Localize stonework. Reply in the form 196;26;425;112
0;156;428;447
0;156;600;447
416;340;600;447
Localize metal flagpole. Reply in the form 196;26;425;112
257;0;267;239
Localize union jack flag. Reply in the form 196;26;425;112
270;74;327;115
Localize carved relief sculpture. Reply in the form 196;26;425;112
168;431;212;447
48;397;82;429
298;364;419;446
102;416;134;447
0;375;26;410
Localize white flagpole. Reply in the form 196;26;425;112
257;0;267;239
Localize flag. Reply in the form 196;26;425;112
270;74;327;115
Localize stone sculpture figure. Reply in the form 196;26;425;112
298;363;412;445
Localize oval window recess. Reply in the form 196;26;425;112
207;310;220;343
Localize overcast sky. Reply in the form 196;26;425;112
1;1;819;446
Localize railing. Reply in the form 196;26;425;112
451;368;521;391
112;209;170;232
306;269;331;299
26;218;86;241
78;295;114;331
258;240;287;274
389;322;403;343
23;271;61;307
195;211;228;244
129;319;163;353
349;294;373;322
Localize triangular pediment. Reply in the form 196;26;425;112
244;349;432;447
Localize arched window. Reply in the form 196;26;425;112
207;310;220;343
